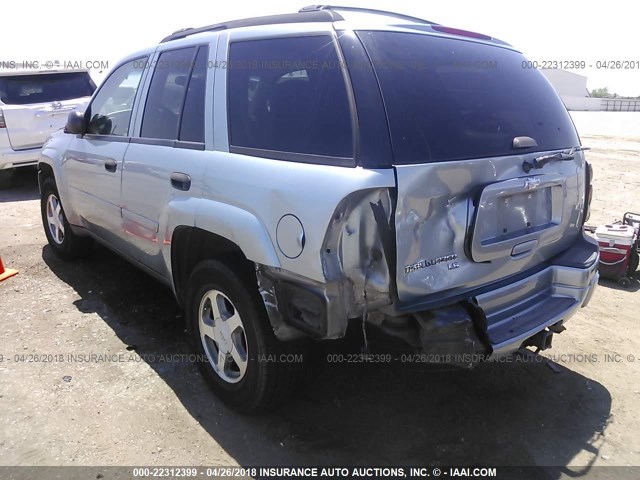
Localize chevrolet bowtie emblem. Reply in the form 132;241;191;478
524;177;540;190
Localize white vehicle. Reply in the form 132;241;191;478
0;65;95;187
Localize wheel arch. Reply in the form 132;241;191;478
170;225;279;306
37;162;55;192
38;130;75;195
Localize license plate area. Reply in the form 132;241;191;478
470;174;565;262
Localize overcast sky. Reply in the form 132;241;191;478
4;0;639;96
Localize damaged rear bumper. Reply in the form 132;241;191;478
476;237;599;357
258;232;599;362
391;232;599;360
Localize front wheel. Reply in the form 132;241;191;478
186;259;306;412
40;178;93;260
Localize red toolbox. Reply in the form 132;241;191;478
594;218;639;288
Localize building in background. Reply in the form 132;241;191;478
540;69;600;111
541;69;640;112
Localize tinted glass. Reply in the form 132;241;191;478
357;31;580;164
0;72;95;105
141;47;196;140
228;36;353;158
179;46;208;143
87;59;145;135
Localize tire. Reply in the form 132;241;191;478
40;178;93;260
0;169;15;189
185;259;306;412
618;277;631;289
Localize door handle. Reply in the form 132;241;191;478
104;159;117;172
170;172;191;191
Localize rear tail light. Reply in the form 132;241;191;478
432;25;492;40
0;109;5;128
583;161;593;224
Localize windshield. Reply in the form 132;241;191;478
0;72;96;105
356;31;580;164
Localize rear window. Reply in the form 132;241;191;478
0;72;95;105
356;31;579;164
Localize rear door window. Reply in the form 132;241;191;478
178;46;208;143
356;31;580;164
0;72;95;105
227;36;354;163
139;46;208;143
141;47;196;140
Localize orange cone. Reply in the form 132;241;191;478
0;255;18;281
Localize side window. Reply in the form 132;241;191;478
87;58;146;136
140;47;196;140
228;36;353;159
179;46;208;143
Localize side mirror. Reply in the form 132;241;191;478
65;110;87;135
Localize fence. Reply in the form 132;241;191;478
600;98;640;112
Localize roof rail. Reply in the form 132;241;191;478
299;5;437;25
161;10;343;43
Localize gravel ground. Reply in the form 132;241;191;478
0;132;639;478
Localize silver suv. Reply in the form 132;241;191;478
39;6;599;411
0;65;95;187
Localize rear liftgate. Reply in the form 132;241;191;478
387;153;586;363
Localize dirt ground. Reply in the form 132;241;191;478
1;133;639;477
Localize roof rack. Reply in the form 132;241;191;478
161;10;343;43
161;5;436;44
299;5;437;25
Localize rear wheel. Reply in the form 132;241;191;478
618;277;631;289
40;178;93;260
186;259;306;412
